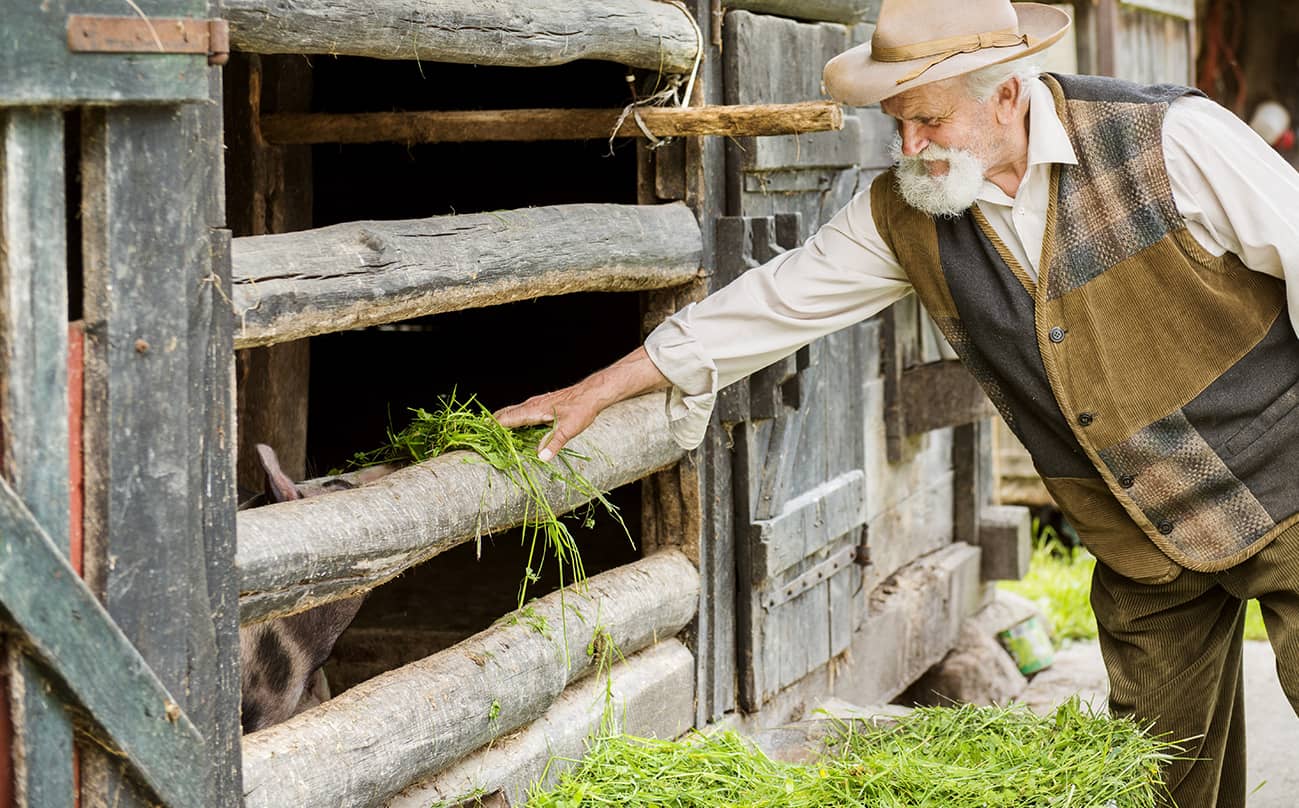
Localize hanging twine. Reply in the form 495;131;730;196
607;0;704;152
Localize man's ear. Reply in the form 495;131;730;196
993;77;1023;125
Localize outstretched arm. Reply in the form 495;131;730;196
493;346;670;461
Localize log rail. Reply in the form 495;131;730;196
223;0;702;73
231;202;703;349
236;392;685;623
241;550;700;808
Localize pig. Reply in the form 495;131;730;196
238;444;365;733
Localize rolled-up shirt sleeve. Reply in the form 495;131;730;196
644;186;913;449
1164;95;1299;342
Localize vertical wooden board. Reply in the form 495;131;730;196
79;99;221;806
192;57;241;803
684;0;736;727
828;562;860;655
759;581;831;701
0;107;76;808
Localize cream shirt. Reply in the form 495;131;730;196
644;78;1299;450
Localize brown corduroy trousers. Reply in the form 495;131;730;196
1090;522;1299;808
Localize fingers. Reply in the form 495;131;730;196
536;424;571;463
492;396;558;429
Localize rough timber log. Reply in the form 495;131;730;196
237;393;685;623
231;202;702;349
259;102;845;145
241;551;699;808
223;0;701;73
387;639;695;807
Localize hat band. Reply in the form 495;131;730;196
873;27;1030;85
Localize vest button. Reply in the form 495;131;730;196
1048;326;1066;343
1078;412;1095;426
1119;474;1135;488
1157;520;1174;535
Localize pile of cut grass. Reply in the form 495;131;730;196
526;699;1179;807
1003;543;1269;644
350;391;628;606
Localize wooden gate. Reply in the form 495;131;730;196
0;2;237;806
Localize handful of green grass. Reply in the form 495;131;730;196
350;391;629;606
526;699;1179;808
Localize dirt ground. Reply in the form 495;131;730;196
1018;640;1299;807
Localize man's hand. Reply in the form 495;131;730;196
493;346;671;461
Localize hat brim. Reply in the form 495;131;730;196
823;3;1071;106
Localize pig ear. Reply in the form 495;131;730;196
257;444;304;503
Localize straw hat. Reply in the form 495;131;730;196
823;0;1071;106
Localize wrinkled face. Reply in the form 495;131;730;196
880;79;1001;217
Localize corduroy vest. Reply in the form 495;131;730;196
871;73;1299;581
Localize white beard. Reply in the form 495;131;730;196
890;135;988;219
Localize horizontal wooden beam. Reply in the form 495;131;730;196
241;550;699;808
390;639;694;806
901;359;995;435
231;202;702;349
237;393;686;623
724;0;878;24
0;480;206;808
259;102;844;145
223;0;701;73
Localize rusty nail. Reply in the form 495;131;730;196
134;339;149;354
164;701;181;722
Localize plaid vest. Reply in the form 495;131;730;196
870;73;1299;577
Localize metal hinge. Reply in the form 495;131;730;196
762;544;857;611
67;15;230;66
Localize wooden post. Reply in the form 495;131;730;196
0;107;75;808
1096;0;1120;77
224;53;314;488
77;70;236;805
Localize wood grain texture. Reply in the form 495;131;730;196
237;393;686;623
223;0;702;73
723;0;879;24
241;551;699;808
388;639;695;807
0;106;76;808
79;99;225;808
0;481;206;808
260;102;843;145
0;0;211;106
231;202;703;348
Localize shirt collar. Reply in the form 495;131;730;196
976;77;1079;205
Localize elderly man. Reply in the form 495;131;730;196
496;1;1299;803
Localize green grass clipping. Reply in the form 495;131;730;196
350;391;629;607
526;700;1180;808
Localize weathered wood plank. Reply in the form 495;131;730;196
242;551;699;808
724;0;879;24
388;639;695;807
901;360;995;435
0;106;76;808
0;0;211;106
978;505;1032;581
223;0;702;73
231;202;703;348
237;393;685;623
79;101;223;808
0;481;206;808
261;102;843;145
749;469;865;581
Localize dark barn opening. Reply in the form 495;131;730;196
277;56;651;691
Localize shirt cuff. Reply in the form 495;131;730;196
643;306;718;450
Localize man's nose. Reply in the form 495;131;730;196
899;122;929;157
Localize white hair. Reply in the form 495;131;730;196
964;59;1042;103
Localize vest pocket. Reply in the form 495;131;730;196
1223;380;1299;459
